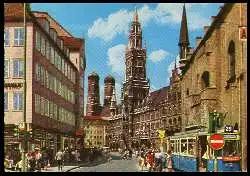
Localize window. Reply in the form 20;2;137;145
35;63;40;81
55;51;59;68
4;28;10;46
14;28;24;46
4;92;8;111
36;31;41;51
13;92;23;110
35;94;41;113
201;71;210;88
65;62;68;77
4;59;9;78
46;41;50;60
62;59;65;75
45;70;49;88
41;97;45;115
41;36;45;56
13;59;24;77
44;99;49;117
58;55;62;71
40;66;44;85
49;102;53;118
54;103;58;120
186;88;189;96
228;41;236;83
50;47;55;65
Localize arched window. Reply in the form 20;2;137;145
201;71;210;88
228;41;236;82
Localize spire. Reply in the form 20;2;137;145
179;4;189;46
174;57;177;70
134;7;139;22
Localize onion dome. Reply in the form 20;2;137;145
104;75;115;84
88;72;99;79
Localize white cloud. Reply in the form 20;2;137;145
149;49;170;63
88;3;215;41
88;9;133;42
107;44;126;76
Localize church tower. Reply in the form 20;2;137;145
86;72;101;116
122;8;150;144
123;8;149;109
179;4;190;71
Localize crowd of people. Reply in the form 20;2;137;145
4;147;83;172
137;148;174;172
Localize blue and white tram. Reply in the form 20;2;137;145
167;130;241;172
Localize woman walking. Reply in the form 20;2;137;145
55;149;64;171
166;150;174;172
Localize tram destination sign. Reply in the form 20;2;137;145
209;133;225;150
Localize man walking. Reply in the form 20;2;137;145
55;149;64;171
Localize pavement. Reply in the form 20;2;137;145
68;152;141;172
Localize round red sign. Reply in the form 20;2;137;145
209;134;225;150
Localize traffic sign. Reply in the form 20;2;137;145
209;134;224;150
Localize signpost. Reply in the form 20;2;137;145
209;134;225;172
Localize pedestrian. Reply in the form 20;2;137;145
55;149;64;171
146;150;154;172
42;149;49;170
139;153;145;171
161;153;167;172
166;150;174;172
199;161;206;172
35;149;42;171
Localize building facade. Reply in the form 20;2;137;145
106;9;181;151
4;3;86;158
179;3;247;171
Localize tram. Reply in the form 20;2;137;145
167;129;241;172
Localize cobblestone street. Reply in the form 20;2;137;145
69;152;140;172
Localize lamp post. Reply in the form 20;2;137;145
21;3;28;172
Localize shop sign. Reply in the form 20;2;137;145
239;26;247;41
223;134;239;140
222;156;241;162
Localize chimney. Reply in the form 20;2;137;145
204;26;210;35
196;37;202;48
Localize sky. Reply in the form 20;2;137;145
31;3;223;111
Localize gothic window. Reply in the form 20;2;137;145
228;40;236;82
201;71;210;89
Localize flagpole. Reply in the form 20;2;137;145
21;3;28;172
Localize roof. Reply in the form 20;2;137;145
4;3;32;21
88;72;99;78
60;36;83;50
137;86;171;108
182;3;234;76
179;4;189;46
32;11;72;37
104;75;115;83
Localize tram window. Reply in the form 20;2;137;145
188;139;195;155
222;140;240;156
181;139;187;154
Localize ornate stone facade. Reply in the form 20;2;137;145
180;3;247;171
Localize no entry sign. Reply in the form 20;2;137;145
209;134;225;150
